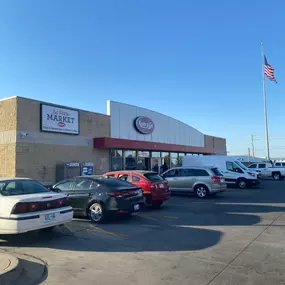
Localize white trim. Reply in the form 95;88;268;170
0;96;17;102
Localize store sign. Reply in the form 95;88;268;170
41;104;79;135
134;116;155;134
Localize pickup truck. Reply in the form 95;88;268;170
248;162;285;180
259;168;285;180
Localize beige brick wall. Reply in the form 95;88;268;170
16;143;109;184
0;97;17;132
16;96;110;137
0;143;16;177
0;97;17;177
14;97;111;183
204;135;227;155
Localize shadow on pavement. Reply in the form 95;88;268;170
0;179;284;253
0;221;224;253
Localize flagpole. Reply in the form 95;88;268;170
261;42;270;161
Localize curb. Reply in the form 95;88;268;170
0;253;21;285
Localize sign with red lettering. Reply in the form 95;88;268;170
134;116;155;134
41;104;79;135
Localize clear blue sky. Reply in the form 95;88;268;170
0;0;284;157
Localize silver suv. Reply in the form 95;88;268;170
161;167;227;198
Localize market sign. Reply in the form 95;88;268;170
134;116;155;134
40;104;79;135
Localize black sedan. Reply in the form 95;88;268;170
51;176;144;223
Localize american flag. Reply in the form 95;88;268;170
264;56;277;83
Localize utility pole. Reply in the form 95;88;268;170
248;147;251;162
251;134;255;157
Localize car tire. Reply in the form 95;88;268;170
88;203;105;223
237;178;247;189
272;172;281;180
194;185;209;198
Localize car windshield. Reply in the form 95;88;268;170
211;168;223;176
0;180;50;196
144;173;164;181
235;161;248;170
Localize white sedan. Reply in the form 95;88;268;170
0;178;73;234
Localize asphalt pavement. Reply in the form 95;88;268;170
1;179;285;285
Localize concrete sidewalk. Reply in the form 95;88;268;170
0;252;20;284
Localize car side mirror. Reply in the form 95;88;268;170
51;187;61;193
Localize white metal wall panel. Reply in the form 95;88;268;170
107;101;205;147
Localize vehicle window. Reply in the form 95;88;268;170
74;179;92;190
180;169;194;176
258;164;266;168
163;169;176;178
90;181;98;188
275;163;281;167
144;173;164;181
248;164;257;169
105;174;115;178
1;180;50;196
0;182;5;191
226;161;243;173
211;168;223;176
55;180;74;191
235;160;248;170
282;163;285;167
192;169;210;176
118;174;131;182
132;176;141;182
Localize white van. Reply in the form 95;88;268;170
182;155;260;189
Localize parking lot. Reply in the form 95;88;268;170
1;179;285;285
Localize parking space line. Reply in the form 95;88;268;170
137;212;179;220
163;215;178;219
90;225;128;238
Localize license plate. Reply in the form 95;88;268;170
44;213;56;223
159;183;164;188
134;204;140;211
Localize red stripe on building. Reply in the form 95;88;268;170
93;137;216;154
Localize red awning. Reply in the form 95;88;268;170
93;137;216;154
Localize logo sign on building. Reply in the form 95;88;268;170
41;104;79;135
134;116;155;134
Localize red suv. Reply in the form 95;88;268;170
103;171;170;208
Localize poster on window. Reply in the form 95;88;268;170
41;104;79;135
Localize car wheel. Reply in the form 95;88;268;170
88;203;105;223
195;185;209;198
272;172;281;180
237;179;247;189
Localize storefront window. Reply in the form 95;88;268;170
177;153;184;166
151;152;161;157
124;150;137;170
170;153;178;168
111;149;123;171
161;152;170;172
137;151;151;170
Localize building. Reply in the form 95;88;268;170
0;96;227;184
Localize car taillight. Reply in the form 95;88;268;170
108;191;129;198
211;176;221;183
11;203;29;214
150;184;157;190
29;202;39;212
57;198;69;207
